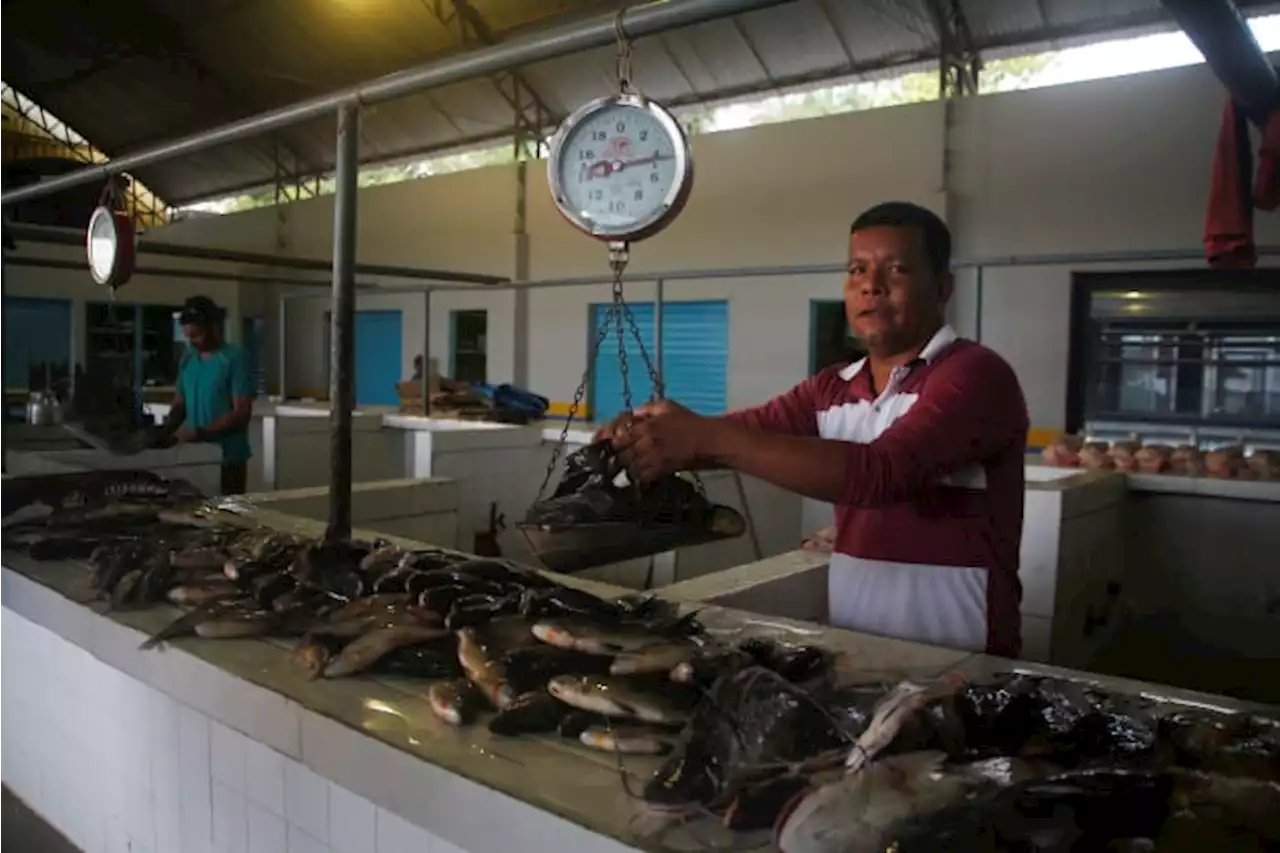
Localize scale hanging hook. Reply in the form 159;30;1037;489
614;11;637;96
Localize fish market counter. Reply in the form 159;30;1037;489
5;509;1278;853
4;436;224;497
2;508;974;853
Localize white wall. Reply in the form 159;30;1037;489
148;59;1280;427
1;244;245;380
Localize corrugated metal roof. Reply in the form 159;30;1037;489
4;0;1278;204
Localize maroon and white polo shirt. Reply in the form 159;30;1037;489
725;326;1029;658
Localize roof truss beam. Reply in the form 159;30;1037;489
426;0;562;159
925;0;982;98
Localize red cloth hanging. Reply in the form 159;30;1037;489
1204;99;1280;269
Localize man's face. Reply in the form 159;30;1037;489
844;225;952;356
183;321;210;352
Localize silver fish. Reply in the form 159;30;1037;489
579;725;672;756
167;582;239;607
457;627;516;710
546;675;691;725
845;677;965;772
609;641;697;676
775;751;970;853
532;618;669;656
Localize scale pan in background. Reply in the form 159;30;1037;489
516;505;747;575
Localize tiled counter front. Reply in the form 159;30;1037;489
0;523;654;853
3;607;468;853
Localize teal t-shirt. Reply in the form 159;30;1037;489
177;343;253;464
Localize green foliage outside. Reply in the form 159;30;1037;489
183;53;1055;216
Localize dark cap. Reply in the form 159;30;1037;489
179;295;224;326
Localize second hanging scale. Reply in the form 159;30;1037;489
518;20;747;575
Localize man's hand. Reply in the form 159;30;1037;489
609;399;713;483
174;427;198;444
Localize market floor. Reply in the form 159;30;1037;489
2;787;80;853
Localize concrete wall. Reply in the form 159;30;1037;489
146;59;1280;427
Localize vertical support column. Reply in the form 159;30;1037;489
277;295;288;399
326;102;360;543
511;159;531;388
0;235;7;473
421;289;432;416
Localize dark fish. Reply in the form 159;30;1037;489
417;583;477;614
134;556;175;604
169;545;229;572
359;545;405;573
370;637;462;679
427;679;484;726
195;608;278;639
109;568;144;608
723;774;811;831
323;624;449;678
884;768;1175;853
140;599;242;650
402;571;438;597
445;594;519;631
372;568;416;594
399;548;462;572
448;558;526;584
503;645;614;694
489;690;570;736
558;710;606;739
519;585;621;621
167;582;238;608
293;633;347;679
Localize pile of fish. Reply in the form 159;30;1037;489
518;440;747;573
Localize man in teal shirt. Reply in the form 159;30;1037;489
164;295;254;494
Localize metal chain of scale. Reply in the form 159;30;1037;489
533;16;704;503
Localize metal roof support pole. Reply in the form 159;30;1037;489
1161;0;1279;128
0;233;7;473
326;103;360;544
278;295;289;400
421;290;432;417
0;0;793;207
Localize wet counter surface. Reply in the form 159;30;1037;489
3;507;1276;852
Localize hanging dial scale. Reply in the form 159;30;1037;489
85;178;137;295
520;17;745;574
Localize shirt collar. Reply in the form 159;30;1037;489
837;324;958;381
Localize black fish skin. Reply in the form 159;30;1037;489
489;691;570;736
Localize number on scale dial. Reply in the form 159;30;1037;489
549;95;692;243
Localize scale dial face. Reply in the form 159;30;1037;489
548;94;693;243
86;206;120;285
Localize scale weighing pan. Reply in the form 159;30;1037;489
517;504;747;575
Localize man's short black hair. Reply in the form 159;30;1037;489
179;295;225;327
850;201;951;274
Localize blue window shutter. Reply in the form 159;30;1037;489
3;297;72;389
353;310;403;406
659;301;729;415
590;302;656;423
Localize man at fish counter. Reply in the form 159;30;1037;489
606;201;1029;658
162;295;255;495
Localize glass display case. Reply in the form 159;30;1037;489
1069;271;1280;450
